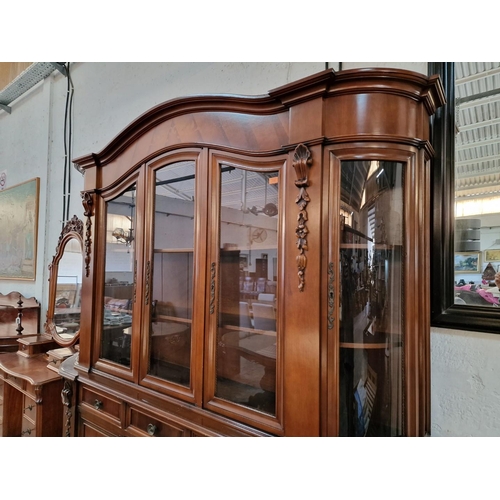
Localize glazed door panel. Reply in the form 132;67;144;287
139;150;207;404
338;159;405;437
99;183;138;368
204;152;286;435
94;169;146;383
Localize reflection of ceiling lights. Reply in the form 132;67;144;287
112;227;134;246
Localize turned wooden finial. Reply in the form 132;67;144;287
16;294;24;335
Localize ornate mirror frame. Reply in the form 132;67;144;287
44;215;84;346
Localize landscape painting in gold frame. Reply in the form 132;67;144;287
0;178;40;280
454;252;481;273
485;249;500;262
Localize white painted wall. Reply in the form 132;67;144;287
1;61;498;436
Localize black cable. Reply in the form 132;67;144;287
62;63;70;229
67;63;74;222
60;62;76;227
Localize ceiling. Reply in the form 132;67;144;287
454;62;500;201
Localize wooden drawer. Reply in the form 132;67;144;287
23;395;37;421
4;372;23;391
127;407;186;437
81;419;117;437
81;386;121;421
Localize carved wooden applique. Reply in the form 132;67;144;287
209;262;216;314
81;191;95;277
327;262;335;329
292;144;312;292
61;380;73;437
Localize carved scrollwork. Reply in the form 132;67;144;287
81;191;95;277
210;262;216;314
145;260;151;305
327;262;335;330
292;144;312;292
61;380;73;437
54;215;84;261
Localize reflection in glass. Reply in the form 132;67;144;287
100;185;136;367
339;160;404;436
454;62;500;308
148;161;196;387
53;238;82;341
216;166;279;415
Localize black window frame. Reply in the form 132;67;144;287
429;62;500;334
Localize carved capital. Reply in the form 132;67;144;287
292;143;312;188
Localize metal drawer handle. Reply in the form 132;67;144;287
93;399;103;410
147;423;157;436
21;428;32;436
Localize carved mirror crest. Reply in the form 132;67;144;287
44;215;84;346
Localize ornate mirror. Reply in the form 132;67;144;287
45;215;84;346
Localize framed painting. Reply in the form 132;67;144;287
485;249;500;262
239;254;248;270
454;252;481;273
0;178;40;280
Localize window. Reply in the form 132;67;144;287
430;62;500;333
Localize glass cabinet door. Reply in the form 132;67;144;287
100;184;137;367
215;165;280;416
147;160;196;387
339;160;404;436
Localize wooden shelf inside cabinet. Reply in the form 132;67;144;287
340;342;388;349
340;243;398;250
154;248;193;253
153;315;192;324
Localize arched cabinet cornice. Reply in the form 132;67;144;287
74;68;445;183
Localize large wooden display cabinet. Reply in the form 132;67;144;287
73;68;444;437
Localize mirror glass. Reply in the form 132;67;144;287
46;217;84;346
454;62;500;308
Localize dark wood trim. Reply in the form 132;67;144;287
429;62;500;334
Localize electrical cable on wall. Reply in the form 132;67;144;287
62;62;75;229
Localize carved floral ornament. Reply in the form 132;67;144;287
292;144;312;292
54;215;84;256
81;191;95;277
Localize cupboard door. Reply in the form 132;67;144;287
205;153;285;434
99;183;138;368
338;160;405;437
146;160;196;387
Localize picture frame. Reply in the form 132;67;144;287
485;249;500;262
239;254;248;270
0;178;40;280
454;252;481;273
